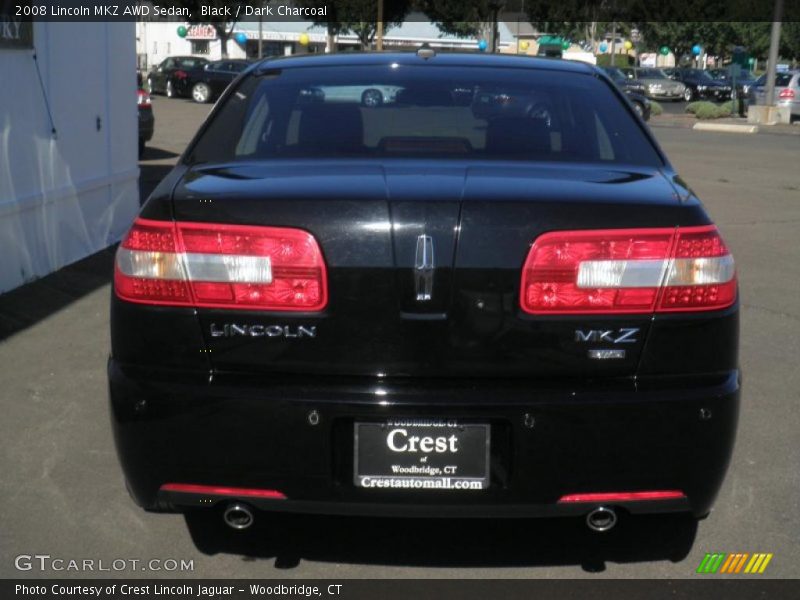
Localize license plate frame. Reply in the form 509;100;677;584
353;419;490;491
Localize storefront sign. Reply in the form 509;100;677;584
1;1;34;48
186;24;216;40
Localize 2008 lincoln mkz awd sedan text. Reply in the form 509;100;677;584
109;51;739;534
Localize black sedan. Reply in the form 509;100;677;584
708;67;760;96
668;68;732;102
189;59;251;103
147;56;209;98
602;66;652;120
111;52;739;534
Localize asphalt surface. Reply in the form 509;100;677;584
1;96;799;579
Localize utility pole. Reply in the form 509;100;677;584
376;0;384;51
487;0;503;53
610;21;617;67
257;2;263;59
765;0;784;106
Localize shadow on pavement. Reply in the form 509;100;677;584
139;148;178;205
0;158;173;340
0;246;116;341
140;146;180;161
184;509;698;572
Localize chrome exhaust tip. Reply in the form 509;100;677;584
586;506;617;533
223;502;254;530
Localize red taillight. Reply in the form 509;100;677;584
115;218;328;311
558;490;686;503
520;225;736;314
136;89;151;107
174;69;188;80
778;88;796;99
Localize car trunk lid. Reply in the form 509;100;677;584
169;160;708;379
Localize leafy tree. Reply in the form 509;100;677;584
780;21;800;63
420;0;506;51
299;0;412;51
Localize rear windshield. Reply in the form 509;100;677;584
187;64;662;167
637;68;668;79
176;58;207;69
775;73;794;87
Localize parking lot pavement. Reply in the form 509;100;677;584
1;96;798;579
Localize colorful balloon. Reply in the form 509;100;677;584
692;44;702;56
478;39;488;52
659;45;670;56
299;33;310;46
235;32;247;45
562;40;570;50
520;40;529;51
599;42;608;53
624;40;633;50
176;26;187;38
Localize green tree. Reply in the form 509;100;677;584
780;21;800;63
299;0;412;51
420;0;506;50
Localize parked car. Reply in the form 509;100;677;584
317;84;403;107
708;67;759;96
147;56;209;98
749;71;800;119
189;59;251;104
111;52;739;534
137;88;154;158
602;66;652;120
668;68;732;102
136;73;153;158
621;67;686;101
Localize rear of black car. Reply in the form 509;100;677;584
110;54;739;527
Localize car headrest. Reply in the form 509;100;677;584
485;117;551;156
298;104;364;152
394;88;453;106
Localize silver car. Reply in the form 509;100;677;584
750;71;800;118
621;67;686;101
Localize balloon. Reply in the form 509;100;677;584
624;40;633;50
235;32;247;45
599;42;608;53
299;33;310;46
478;39;488;52
176;26;187;38
692;44;702;56
659;45;670;56
520;40;529;51
562;40;570;50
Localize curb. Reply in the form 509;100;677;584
692;123;759;134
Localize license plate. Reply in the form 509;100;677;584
354;419;490;491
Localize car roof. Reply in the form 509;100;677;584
252;51;595;75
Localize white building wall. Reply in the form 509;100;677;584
0;22;139;293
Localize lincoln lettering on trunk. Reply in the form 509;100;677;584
209;324;317;339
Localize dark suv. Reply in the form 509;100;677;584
110;52;739;535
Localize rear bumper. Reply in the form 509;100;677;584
109;360;740;519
